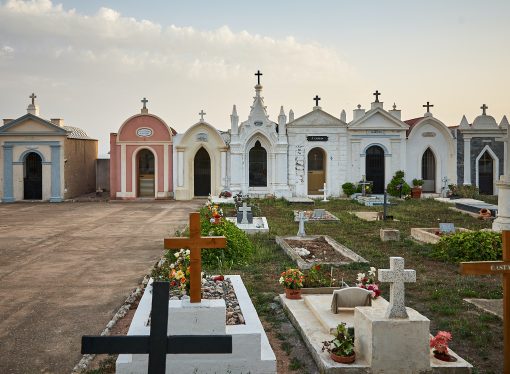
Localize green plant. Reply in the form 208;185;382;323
386;170;411;197
448;184;480;199
412;178;424;187
321;323;355;357
279;268;305;289
432;231;502;262
342;182;357;197
304;264;331;287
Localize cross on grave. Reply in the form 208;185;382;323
423;101;434;112
29;92;36;105
313;95;321;107
141;97;148;109
81;281;232;374
481;103;488;115
373;90;381;103
238;202;252;224
460;231;510;373
378;257;416;318
255;69;263;85
199;109;206;122
318;183;329;202
297;211;307;237
164;212;227;303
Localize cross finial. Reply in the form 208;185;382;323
392;103;397;110
313;95;321;107
29;93;37;105
373;90;381;102
423;101;434;112
481;104;488;115
378;257;416;318
199;110;206;122
141;97;148;109
255;70;263;85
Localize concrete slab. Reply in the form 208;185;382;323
293;210;340;222
0;200;203;374
226;216;269;234
464;298;503;319
284;196;315;204
411;228;471;244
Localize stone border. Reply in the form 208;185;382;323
275;235;368;270
225;216;269;234
410;228;470;244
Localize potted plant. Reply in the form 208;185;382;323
356;267;381;298
430;331;457;362
279;268;304;299
411;179;424;199
322;323;355;364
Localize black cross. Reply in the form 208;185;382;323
481;103;488;115
81;281;232;374
423;101;434;112
255;70;263;85
373;90;381;102
313;95;321;106
141;97;148;109
29;93;37;105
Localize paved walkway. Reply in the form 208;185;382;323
0;200;202;374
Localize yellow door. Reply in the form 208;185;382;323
307;148;325;195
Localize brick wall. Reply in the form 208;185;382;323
64;138;97;198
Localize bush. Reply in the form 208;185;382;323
412;178;424;187
449;184;480;199
342;182;357;197
387;170;411;197
431;231;502;262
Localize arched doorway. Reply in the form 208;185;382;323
194;147;211;197
249;140;267;187
478;151;494;195
365;145;385;194
24;152;42;200
421;148;436;192
137;149;155;197
307;147;325;195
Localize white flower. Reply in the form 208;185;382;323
185;249;191;256
170;263;175;269
174;252;180;258
357;273;366;282
279;276;284;284
369;267;376;276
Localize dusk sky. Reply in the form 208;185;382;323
0;0;508;156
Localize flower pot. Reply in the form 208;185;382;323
285;288;302;299
330;352;355;364
433;351;457;362
411;187;422;199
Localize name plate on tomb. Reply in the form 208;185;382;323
136;128;153;137
196;133;208;142
422;132;436;137
306;136;328;141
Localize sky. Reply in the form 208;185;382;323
0;0;509;156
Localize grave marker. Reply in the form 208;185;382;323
439;222;456;234
312;209;325;219
297;211;307;237
378;257;416;318
318;183;329;202
238;202;252;224
164;213;226;303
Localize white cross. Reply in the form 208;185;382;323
318;183;329;202
238;202;251;224
297;211;307;237
199;110;206;122
378;257;416;319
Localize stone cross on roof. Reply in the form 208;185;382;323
423;101;434;112
481;103;488;115
378;257;416;318
313;95;321;107
255;70;263;85
141;97;148;109
29;93;37;105
373;90;381;103
199;110;206;122
238;202;251;224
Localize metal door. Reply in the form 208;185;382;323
194;147;211;197
366;146;385;194
478;151;494;195
24;152;42;200
307;148;325;195
421;148;436;192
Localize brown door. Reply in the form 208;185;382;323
307;148;325;195
421;148;436;192
137;149;155;197
194;147;211;197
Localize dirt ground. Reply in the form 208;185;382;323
0;200;202;374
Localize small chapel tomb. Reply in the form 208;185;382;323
275;235;368;270
293;209;340;222
411;227;471;244
226;202;269;234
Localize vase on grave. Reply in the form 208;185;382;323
285;288;302;300
330;352;356;364
411;187;422;199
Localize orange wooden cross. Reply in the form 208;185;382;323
164;212;226;303
460;231;510;372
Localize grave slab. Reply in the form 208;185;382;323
379;229;400;241
284;196;315;204
293;210;340;222
411;228;471;244
464;298;503;319
226;216;269;234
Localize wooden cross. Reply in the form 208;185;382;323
481;103;488;115
164;212;226;303
255;69;263;85
460;231;510;372
82;281;232;374
199;109;206;122
313;95;321;106
373;90;381;102
29;93;36;105
141;97;148;109
423;101;434;112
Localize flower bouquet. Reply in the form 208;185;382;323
168;248;191;295
356;267;381;299
430;331;456;362
279;268;304;299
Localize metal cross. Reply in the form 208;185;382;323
373;90;381;102
313;95;321;106
29;93;37;105
141;97;148;109
481;103;488;115
81;281;232;374
423;101;434;112
378;257;416;319
199;110;206;122
238;202;251;224
255;70;263;85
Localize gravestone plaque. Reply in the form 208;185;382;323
439;223;455;234
312;209;325;219
236;211;253;224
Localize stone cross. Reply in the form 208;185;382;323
238;202;251;224
313;95;321;106
373;90;381;102
255;70;263;85
297;211;307;237
423;101;434;112
29;93;36;105
141;97;148;109
199;110;206;122
460;231;510;372
164;212;226;303
481;103;488;115
318;183;329;202
378;257;416;318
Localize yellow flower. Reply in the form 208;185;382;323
175;270;184;279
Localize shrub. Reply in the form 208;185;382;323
449;184;480;198
387;170;411;197
412;178;424;187
431;231;502;262
342;182;357;197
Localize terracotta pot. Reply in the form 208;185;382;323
433;351;457;362
285;288;302;299
411;187;422;199
330;352;356;364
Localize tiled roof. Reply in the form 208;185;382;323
64;126;94;140
404;117;425;137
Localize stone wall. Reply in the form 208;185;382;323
96;158;110;191
64;138;97;198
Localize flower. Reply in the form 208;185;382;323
356;273;365;282
175;270;184;279
357;268;380;299
369;267;376;276
430;331;452;354
279;268;304;290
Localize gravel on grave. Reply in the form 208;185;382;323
285;237;352;263
167;277;245;325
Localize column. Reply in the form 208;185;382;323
220;150;227;189
2;144;14;202
463;138;471;185
177;150;184;187
50;144;62;202
121;144;127;194
163;144;169;193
